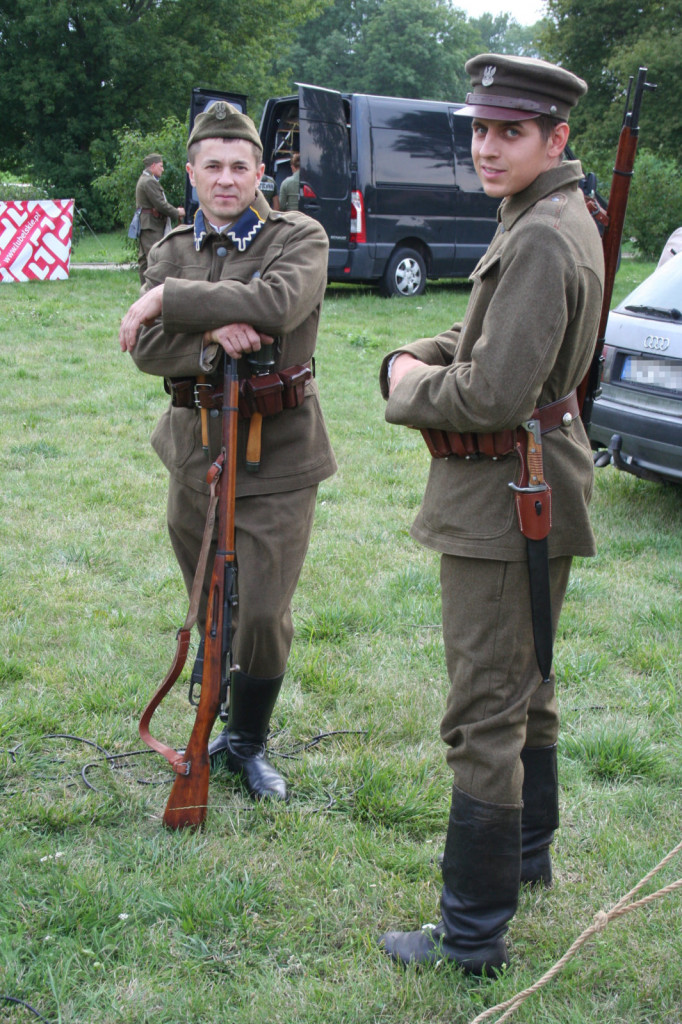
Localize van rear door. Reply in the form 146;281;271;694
297;84;351;270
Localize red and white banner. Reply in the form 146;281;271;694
0;199;74;283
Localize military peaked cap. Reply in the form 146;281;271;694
187;101;262;152
457;53;587;122
143;153;163;167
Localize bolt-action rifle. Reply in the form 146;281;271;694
579;66;656;428
138;354;239;829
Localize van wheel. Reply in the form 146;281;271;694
380;248;426;297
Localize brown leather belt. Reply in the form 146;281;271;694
421;390;579;460
165;363;312;420
140;206;162;219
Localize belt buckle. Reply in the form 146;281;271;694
193;381;212;409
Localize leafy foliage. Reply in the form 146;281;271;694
541;0;682;167
468;12;544;57
624;151;682;259
0;178;49;201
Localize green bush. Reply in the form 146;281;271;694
623;150;682;260
0;178;49;201
92;116;188;234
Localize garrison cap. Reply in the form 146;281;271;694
143;153;163;167
457;53;587;122
187;101;262;152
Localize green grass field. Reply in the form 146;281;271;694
70;227;133;265
1;263;681;1023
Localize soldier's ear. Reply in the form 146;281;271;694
548;122;570;158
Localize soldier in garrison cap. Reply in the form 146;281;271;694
134;153;185;284
378;54;604;974
119;101;336;802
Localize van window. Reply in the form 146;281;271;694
372;128;456;188
453;127;483;193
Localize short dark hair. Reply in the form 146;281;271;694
536;114;566;142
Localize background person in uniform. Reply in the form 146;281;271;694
277;152;300;211
378;54;604;974
135;153;185;284
119;104;336;801
258;171;280;209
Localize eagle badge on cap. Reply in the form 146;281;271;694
482;65;496;87
213;102;228;119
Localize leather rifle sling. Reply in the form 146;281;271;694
138;466;221;770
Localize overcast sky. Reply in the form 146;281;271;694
456;0;548;24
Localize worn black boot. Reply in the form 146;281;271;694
380;786;521;976
208;670;286;800
520;745;559;888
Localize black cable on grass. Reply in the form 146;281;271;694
3;729;370;811
1;994;54;1023
272;729;368;760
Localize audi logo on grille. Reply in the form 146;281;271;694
644;335;670;352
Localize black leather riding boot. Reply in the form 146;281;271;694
380;785;521;976
520;745;559;888
208;670;286;800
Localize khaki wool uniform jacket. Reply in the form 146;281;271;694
380;161;604;562
131;191;337;497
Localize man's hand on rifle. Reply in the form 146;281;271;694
204;323;275;359
119;284;165;353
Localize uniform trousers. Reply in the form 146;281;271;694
167;477;318;678
137;228;163;284
439;554;572;806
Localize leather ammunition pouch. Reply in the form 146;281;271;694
420;390;579;461
164;363;312;420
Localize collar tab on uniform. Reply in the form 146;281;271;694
193;205;266;253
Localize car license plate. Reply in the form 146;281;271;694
620;356;682;393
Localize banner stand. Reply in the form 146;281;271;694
0;199;75;283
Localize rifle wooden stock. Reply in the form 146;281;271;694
579;67;655;426
162;355;239;830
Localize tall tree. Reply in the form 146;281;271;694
354;0;478;99
286;0;500;101
285;0;384;93
0;0;324;223
540;0;681;163
469;13;544;57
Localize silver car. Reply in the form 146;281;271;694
589;252;682;484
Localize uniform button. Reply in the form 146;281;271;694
210;409;219;418
216;246;227;257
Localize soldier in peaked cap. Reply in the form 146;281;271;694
378;55;604;974
134;153;185;284
119;102;336;802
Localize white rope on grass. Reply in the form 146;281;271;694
469;836;682;1024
